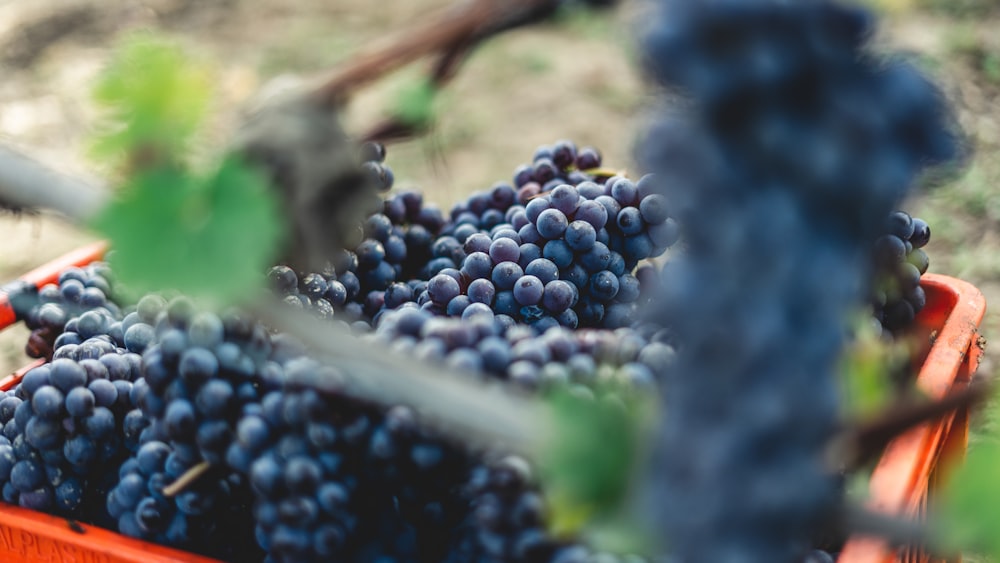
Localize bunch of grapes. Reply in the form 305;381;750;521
371;306;672;394
108;436;261;561
636;1;958;562
10;264;121;360
267;140;681;337
0;348;145;527
872;210;933;333
444;455;645;563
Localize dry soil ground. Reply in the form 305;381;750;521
0;0;997;382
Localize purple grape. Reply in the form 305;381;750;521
462;252;494;280
467;279;497;305
616;207;644;236
575;147;601;170
564;221;597;252
512;276;544;306
491;262;524;291
542;281;575;313
589;271;620;301
489;238;521;264
525;198;551;223
525;259;559;285
427;274;461;306
464;233;493;254
639;194;670;224
549;185;580;215
535;209;569;240
542;240;574;269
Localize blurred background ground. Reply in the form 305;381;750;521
0;0;997;381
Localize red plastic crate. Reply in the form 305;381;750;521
839;273;986;563
0;250;987;563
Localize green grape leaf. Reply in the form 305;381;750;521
839;313;908;417
92;157;285;304
538;385;655;541
91;34;212;167
391;77;436;129
938;441;1000;557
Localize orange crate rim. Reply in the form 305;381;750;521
839;273;987;563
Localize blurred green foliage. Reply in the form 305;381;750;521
538;380;657;552
392;77;437;129
90;35;212;171
89;36;285;305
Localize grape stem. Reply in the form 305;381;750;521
310;0;562;108
828;380;992;471
841;503;947;556
162;461;214;497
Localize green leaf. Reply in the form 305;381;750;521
839;313;908;417
391;77;436;128
91;34;212;167
91;157;285;304
537;384;655;540
938;441;1000;557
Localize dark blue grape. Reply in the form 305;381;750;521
384;283;414;309
616;207;644;236
549;185;580;215
524;259;558;285
512;276;544;306
489;238;520;264
164;400;197;441
910;218;931;248
564;221;597;252
49;360;87;393
491;262;524;291
464;278;496;306
427;274;461;306
541;240;573;269
25;417;61;450
179;348;218;386
535;209;569;240
639;194;670;225
610;179;639;207
123;323;155;354
446;295;471;317
494;291;519;317
65;387;95;418
518;223;543;245
575;147;601;170
31;385;64;419
525;198;550;224
579;242;612;272
11;459;44;492
542;281;575;313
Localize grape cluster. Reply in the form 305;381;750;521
511;140;606;193
239;371;478;562
872;210;932;333
0;265;144;525
371;306;672;394
270;140;679;336
637;1;958;562
11;264;121;361
100;296;284;559
445;455;604;563
0;348;143;526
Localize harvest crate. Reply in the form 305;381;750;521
0;249;986;563
839;273;986;563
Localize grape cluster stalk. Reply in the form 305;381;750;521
636;1;958;562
